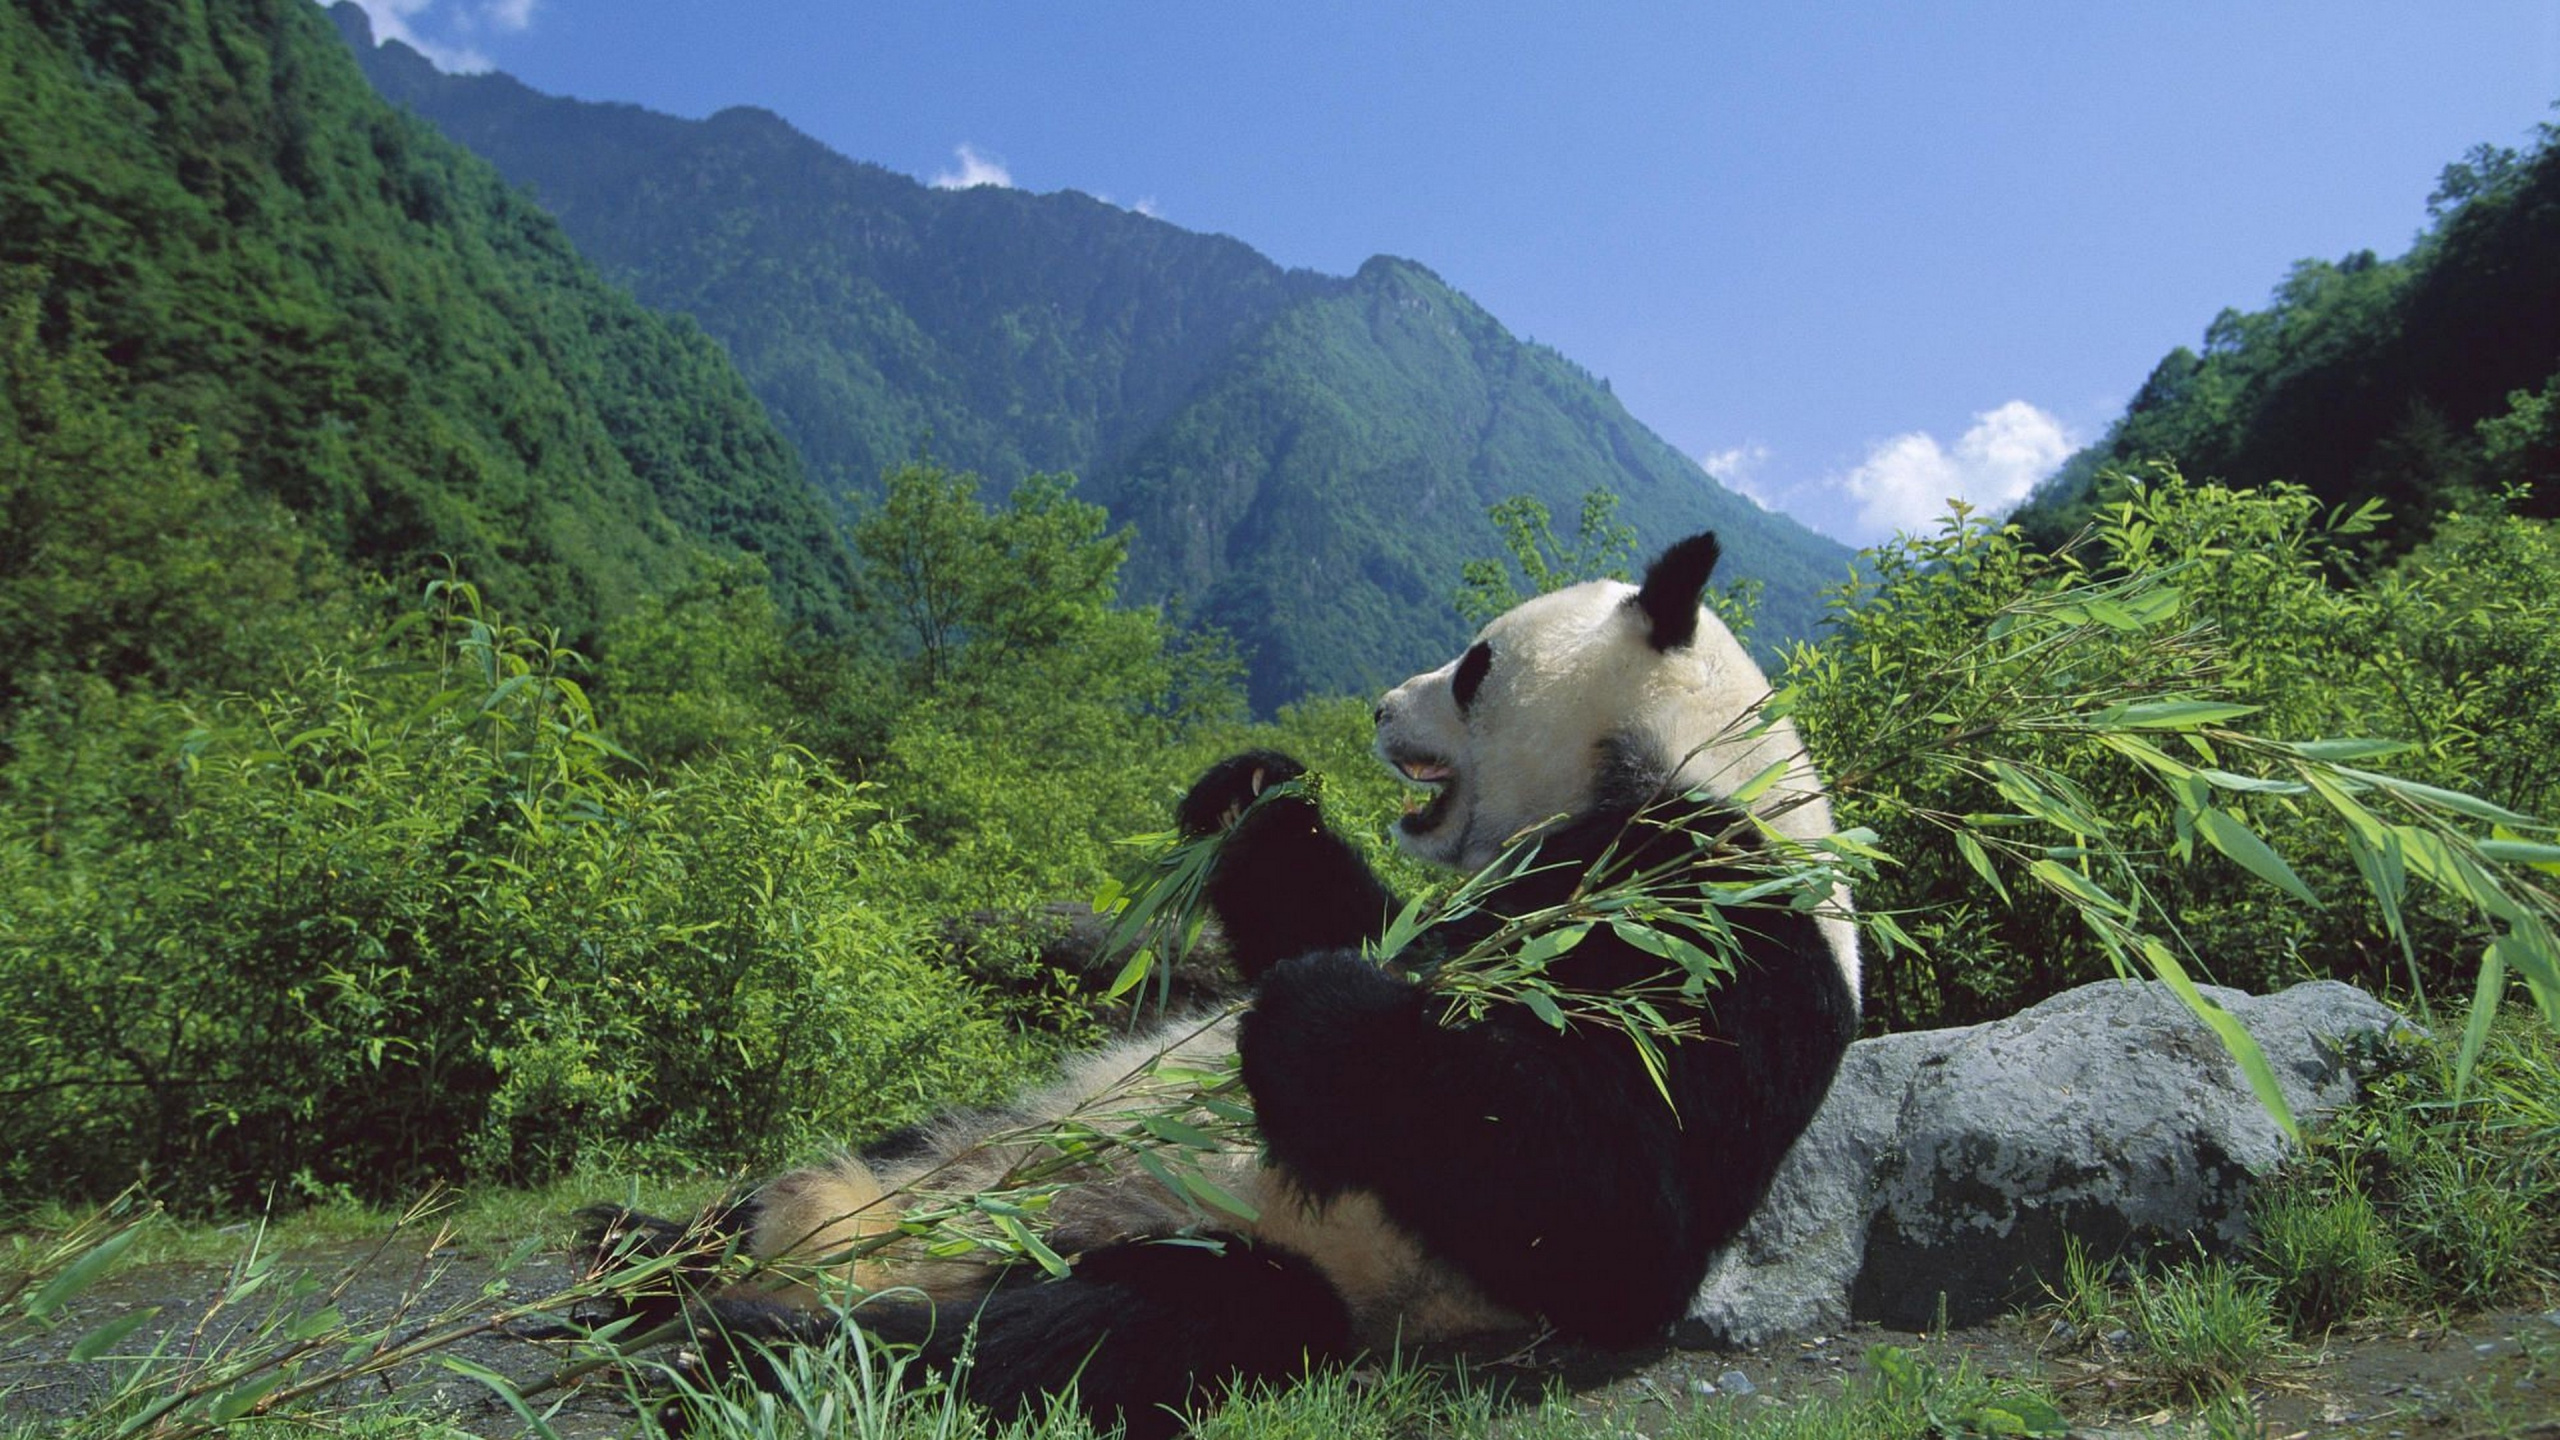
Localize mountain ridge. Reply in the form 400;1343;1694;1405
338;7;1848;706
1;0;859;643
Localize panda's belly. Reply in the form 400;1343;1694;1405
1247;1168;1526;1347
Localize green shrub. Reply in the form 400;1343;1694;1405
0;583;1038;1209
1788;475;2560;1030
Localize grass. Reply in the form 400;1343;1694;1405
2247;1012;2559;1328
2038;1239;2295;1402
2121;1261;2291;1401
1;1170;736;1275
661;1339;2076;1440
7;1013;2554;1440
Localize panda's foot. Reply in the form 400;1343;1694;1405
1177;750;1306;836
571;1200;752;1337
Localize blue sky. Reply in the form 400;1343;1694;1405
344;1;2560;547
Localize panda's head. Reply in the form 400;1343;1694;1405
1376;532;1831;873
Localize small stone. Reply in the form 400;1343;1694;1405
1716;1368;1755;1396
1689;1379;1717;1397
2102;1328;2132;1347
2048;1320;2078;1344
2474;1340;2499;1356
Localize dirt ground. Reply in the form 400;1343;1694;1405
5;1240;2557;1438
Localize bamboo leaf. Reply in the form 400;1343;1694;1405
1954;830;2011;904
1138;1116;1220;1150
2095;732;2194;779
1612;921;1675;957
2454;943;2507;1099
991;1213;1069;1278
2286;738;2414;761
1375;893;1432;963
67;1307;158;1363
2196;769;2308;795
2338;768;2542;826
2140;941;2298;1142
2193;807;2319;906
2028;859;2125;917
1101;947;1154;1001
1520;988;1567;1030
25;1222;141;1322
1726;760;1790;807
2479;839;2560;868
2498;921;2560;1030
2095;700;2259;729
206;1371;287;1423
1514;923;1592;967
1174;1169;1261;1222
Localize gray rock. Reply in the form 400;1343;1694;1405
1688;978;2412;1342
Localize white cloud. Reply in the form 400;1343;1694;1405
1837;400;2074;542
1699;442;1774;509
338;0;519;72
930;144;1014;190
1133;196;1161;219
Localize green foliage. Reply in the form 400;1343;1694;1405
1453;489;1640;624
2039;1241;2292;1404
2248;1184;2402;1333
592;556;804;767
2018;116;2560;546
845;465;1248;918
1791;477;2560;1032
2120;1261;2291;1402
2255;1018;2559;1319
0;0;855;647
0;583;1035;1209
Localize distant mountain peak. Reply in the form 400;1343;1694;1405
342;37;1851;706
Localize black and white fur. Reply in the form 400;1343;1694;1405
593;532;1859;1438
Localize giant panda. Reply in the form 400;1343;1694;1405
590;532;1860;1438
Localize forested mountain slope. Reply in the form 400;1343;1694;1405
341;10;1848;706
2015;123;2560;549
1;0;857;645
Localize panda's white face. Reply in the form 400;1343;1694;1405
1373;535;1838;875
1376;580;1661;870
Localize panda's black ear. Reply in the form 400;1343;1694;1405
1632;532;1720;651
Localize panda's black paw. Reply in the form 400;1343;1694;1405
1177;750;1308;837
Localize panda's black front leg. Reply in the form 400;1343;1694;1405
1178;751;1400;982
1234;949;1442;1199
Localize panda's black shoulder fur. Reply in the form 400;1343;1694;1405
1201;744;1857;1346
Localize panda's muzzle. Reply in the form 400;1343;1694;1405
1382;747;1461;833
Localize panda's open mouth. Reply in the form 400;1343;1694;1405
1385;749;1461;834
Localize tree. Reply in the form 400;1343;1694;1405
1453;488;1638;626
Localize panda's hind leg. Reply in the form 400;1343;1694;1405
746;1155;905;1300
686;1234;1352;1440
572;1193;757;1335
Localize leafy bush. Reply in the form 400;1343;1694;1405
1789;474;2560;1031
0;583;1036;1210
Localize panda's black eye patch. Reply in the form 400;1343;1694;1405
1452;641;1492;711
